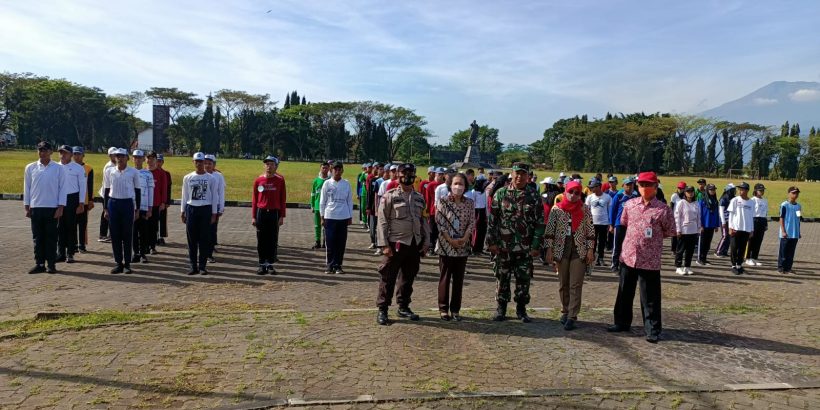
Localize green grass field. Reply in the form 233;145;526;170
2;150;818;216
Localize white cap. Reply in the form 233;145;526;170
725;183;735;191
204;154;216;162
107;147;118;155
389;164;398;171
540;176;554;185
559;172;566;177
192;152;206;161
132;149;145;157
427;166;436;172
115;148;128;155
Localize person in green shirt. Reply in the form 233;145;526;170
310;161;331;249
695;178;707;201
357;163;370;227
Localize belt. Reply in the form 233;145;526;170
258;208;281;213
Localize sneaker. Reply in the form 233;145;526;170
256;265;267;275
267;265;277;275
676;267;686;275
46;266;57;274
55;255;66;263
335;268;345;275
367;243;376;250
559;313;568;325
685;267;693;275
157;238;166;245
714;252;726;258
695;260;705;266
564;319;577;331
207;257;216;264
150;248;158;255
311;242;322;250
97;236;109;243
373;249;383;256
66;255;75;264
754;259;763;266
377;309;388;325
28;265;46;274
325;269;335;275
187;269;199;275
200;268;209;275
397;307;420;321
731;266;740;275
123;265;133;274
141;255;149;263
78;246;87;253
610;265;619;273
744;259;756;267
110;265;124;274
131;255;141;263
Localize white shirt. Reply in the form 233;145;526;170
434;183;449;206
24;160;67;208
674;200;702;235
135;168;155;212
103;166;140;208
670;192;684;209
726;196;754;232
319;178;354;220
466;189;486;209
98;161;115;196
209;171;226;213
585;193;611;225
60;161;87;201
378;179;391;202
181;172;218;214
752;196;768;218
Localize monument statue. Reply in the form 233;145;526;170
450;119;497;170
469;120;479;145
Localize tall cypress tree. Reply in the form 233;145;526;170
693;136;706;172
707;133;717;173
722;129;732;173
301;96;307;105
290;91;300;106
284;93;291;109
199;94;216;153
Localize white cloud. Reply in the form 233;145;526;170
752;97;778;106
789;89;820;102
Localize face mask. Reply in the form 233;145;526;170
401;173;415;186
451;185;465;196
638;186;656;200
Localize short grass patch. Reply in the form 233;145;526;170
0;311;158;339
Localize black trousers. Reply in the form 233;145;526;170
368;214;378;245
438;256;467;313
715;224;730;256
206;218;219;258
675;234;698;267
670;236;678;255
99;207;109;237
132;210;150;256
730;230;751;267
611;225;627;268
160;207;168;238
472;208;487;253
778;238;798;271
747;217;768;259
429;218;439;250
593;224;608;261
613;264;662;336
185;205;212;270
255;209;280;264
148;205;160;249
77;204;89;248
377;239;420;310
57;192;80;257
606;231;613;251
31;207;58;268
325;218;348;270
698;228;716;263
108;198;134;266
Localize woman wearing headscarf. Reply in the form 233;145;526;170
697;183;721;266
674;186;701;275
435;173;475;321
544;180;595;330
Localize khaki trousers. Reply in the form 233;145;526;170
558;236;586;320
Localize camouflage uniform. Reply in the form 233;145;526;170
487;164;545;320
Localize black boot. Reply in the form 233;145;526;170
492;301;507;321
516;304;531;323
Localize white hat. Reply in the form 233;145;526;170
132;149;145;157
725;183;735;191
540;176;555;185
192;152;206;161
115;148;128;156
204;154;216;162
427;166;436;172
107;147;118;155
559;172;566;177
389;164;398;171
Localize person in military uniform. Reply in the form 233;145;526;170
376;163;429;325
486;162;545;322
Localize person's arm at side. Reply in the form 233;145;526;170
251;179;258;226
674;201;683;236
318;179;328;225
86;169;94;210
209;175;218;224
486;190;501;254
180;174;189;223
347;181;354;224
55;166;66;219
23;165;31;217
663;205;677;238
531;192;545;255
278;176;286;225
77;166;87;214
780;203;787;238
376;193;392;255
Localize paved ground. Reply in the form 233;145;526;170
0;200;818;409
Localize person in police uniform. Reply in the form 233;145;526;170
375;163;429;325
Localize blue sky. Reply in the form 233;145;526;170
2;0;819;145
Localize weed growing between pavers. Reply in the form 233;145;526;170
0;311;162;339
674;303;773;314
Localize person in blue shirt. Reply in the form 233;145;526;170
778;186;802;274
608;176;638;272
697;184;721;266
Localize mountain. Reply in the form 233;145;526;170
700;81;820;132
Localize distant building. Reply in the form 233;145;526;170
1;129;17;147
137;128;153;151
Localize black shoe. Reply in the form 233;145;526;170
187;269;199;275
200;268;209;275
607;324;630;332
646;334;659;343
207;257;216;264
377;309;388;325
452;313;462;321
397;307;419;321
516;305;531;323
311;241;321;250
110;265;124;274
157;238;166;245
46;266;57;274
257;266;267;275
595;259;602;266
325;269;335;275
28;265;46;274
66;255;75;263
610;265;619;273
124;265;133;274
559;313;568;325
564;319;577;331
440;312;451;321
268;266;277;275
150;248;158;255
132;255;141;263
141;255;149;263
55;255;66;263
732;267;741;275
78;246;87;253
335;268;345;275
273;257;280;263
492;302;507;321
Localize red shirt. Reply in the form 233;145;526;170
425;181;439;215
620;197;676;271
602;182;611;192
151;168;168;206
386;179;399;191
252;174;286;218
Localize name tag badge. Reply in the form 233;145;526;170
795;210;802;217
644;227;653;238
257;185;265;193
